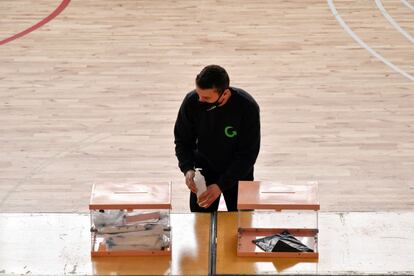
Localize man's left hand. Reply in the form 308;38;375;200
198;184;222;208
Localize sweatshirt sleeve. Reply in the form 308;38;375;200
174;94;196;175
217;105;260;191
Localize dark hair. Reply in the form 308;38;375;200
196;65;230;93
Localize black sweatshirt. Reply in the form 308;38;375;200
174;87;260;192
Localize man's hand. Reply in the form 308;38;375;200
185;170;197;193
198;184;222;208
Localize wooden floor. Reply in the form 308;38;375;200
0;0;413;213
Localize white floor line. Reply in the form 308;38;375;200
327;0;414;82
400;0;414;12
376;0;414;44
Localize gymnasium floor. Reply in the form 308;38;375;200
0;0;413;275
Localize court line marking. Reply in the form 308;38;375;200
400;0;414;12
328;0;414;82
376;0;414;43
0;0;71;46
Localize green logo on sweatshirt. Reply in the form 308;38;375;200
224;126;237;138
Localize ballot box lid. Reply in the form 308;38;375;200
89;182;171;210
237;181;319;211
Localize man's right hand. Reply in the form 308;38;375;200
185;169;197;193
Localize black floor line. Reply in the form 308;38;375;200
208;211;218;276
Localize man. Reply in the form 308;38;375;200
174;65;260;212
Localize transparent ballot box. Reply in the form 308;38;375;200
89;182;172;257
237;181;319;258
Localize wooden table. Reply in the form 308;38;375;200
1;212;414;275
0;213;210;275
216;212;414;275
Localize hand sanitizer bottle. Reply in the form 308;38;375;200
194;168;207;198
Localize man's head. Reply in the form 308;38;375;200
195;65;231;110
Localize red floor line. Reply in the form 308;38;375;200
0;0;71;46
